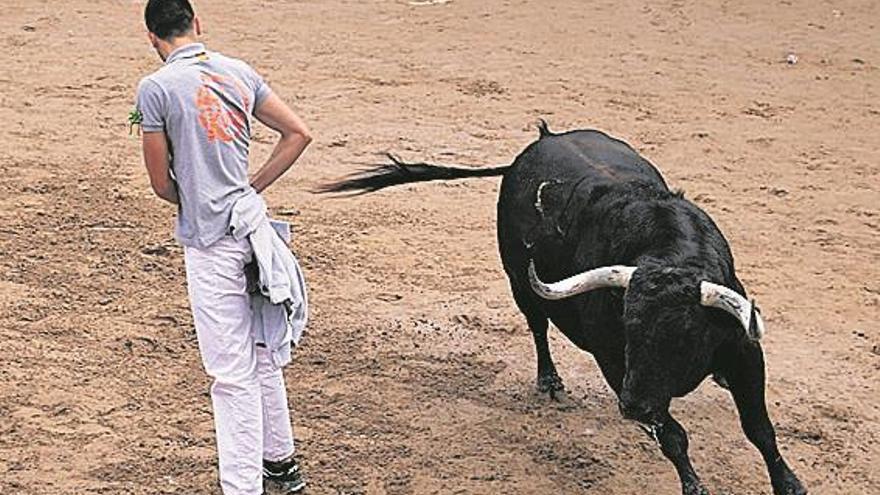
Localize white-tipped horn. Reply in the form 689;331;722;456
528;261;637;300
700;282;765;340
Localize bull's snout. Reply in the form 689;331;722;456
618;391;661;423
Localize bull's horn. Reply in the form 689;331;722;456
700;282;765;340
528;261;636;300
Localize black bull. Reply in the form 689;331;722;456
322;123;806;495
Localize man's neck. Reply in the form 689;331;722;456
160;36;200;61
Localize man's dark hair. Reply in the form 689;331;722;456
145;0;195;40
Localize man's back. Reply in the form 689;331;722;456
137;42;271;248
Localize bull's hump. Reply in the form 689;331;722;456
518;133;652;183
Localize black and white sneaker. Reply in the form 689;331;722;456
263;456;306;493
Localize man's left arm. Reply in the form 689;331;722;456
136;78;178;204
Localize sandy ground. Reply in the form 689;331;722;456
1;0;879;494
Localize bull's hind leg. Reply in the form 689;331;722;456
529;315;565;396
725;343;806;495
511;285;564;397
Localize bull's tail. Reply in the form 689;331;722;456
317;153;511;195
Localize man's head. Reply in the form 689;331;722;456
144;0;200;60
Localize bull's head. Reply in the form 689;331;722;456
528;261;764;424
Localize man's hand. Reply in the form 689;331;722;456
142;130;179;204
250;92;312;193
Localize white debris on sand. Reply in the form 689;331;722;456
409;0;451;6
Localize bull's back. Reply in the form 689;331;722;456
498;130;667;246
507;129;666;191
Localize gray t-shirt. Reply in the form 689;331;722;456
136;43;272;248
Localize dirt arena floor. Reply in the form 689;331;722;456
1;1;878;494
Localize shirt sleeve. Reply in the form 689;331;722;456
135;78;166;132
245;63;273;113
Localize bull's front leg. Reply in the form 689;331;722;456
649;414;709;495
726;343;806;495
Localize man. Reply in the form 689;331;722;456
134;1;312;493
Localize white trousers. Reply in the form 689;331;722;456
184;235;295;495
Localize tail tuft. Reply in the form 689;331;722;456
314;154;410;195
316;154;510;195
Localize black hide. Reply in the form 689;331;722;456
322;123;806;495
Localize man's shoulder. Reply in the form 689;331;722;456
136;51;259;97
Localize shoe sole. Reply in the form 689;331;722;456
265;479;306;494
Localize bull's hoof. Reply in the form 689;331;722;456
536;372;565;398
681;480;709;495
772;471;807;495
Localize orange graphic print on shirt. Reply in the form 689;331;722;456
195;73;250;143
